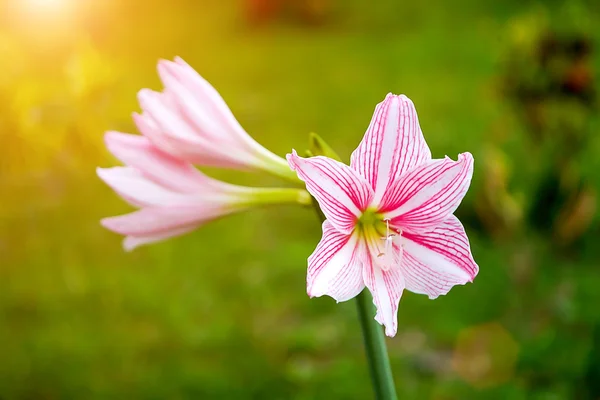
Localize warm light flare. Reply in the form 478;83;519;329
27;0;63;6
10;0;76;23
7;0;79;44
19;0;71;14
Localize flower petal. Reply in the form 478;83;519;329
159;57;247;139
97;167;185;206
363;253;405;337
158;59;242;140
132;111;185;158
307;220;365;302
122;226;197;251
399;215;478;298
287;150;373;234
137;89;197;142
104;131;216;193
100;204;232;237
381;153;474;232
350;94;431;204
137;90;249;169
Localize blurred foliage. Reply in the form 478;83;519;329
496;1;598;248
0;0;600;399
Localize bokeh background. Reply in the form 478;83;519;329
1;0;600;398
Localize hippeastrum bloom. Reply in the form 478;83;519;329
287;94;478;337
131;57;297;181
99;131;310;251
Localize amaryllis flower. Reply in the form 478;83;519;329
288;94;478;337
99;131;309;250
131;57;297;181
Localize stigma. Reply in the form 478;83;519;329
376;219;404;271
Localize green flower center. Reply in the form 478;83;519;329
357;208;388;238
357;209;401;271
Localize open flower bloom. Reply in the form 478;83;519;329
132;57;297;181
287;94;478;337
99;131;309;251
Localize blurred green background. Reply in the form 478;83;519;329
1;0;600;398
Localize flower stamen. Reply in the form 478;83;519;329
377;218;395;256
376;218;397;270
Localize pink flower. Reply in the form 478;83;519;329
99;131;309;251
287;94;478;337
132;57;296;181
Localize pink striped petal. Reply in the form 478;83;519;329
122;226;198;251
132;111;180;155
160;57;247;139
380;153;474;232
307;221;365;302
100;204;233;237
97;167;185;207
104;131;217;193
287;150;373;234
138;89;206;144
133;111;236;168
350;94;431;204
399;215;478;298
158;60;240;139
136;91;256;169
363;253;405;337
132;111;192;161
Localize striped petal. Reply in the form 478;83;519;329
138;89;199;143
122;226;198;251
350;94;431;204
380;153;474;232
100;204;233;237
137;90;250;169
287;150;373;234
97;167;185;207
307;220;365;302
158;58;247;142
104;131;219;193
363;252;405;337
132;111;185;158
399;215;478;298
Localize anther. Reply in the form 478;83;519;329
378;219;396;262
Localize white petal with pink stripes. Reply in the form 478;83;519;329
381;153;474;232
289;93;478;337
307;221;365;302
287;150;374;234
399;215;478;298
351;94;432;204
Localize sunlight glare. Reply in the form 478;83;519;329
27;0;64;8
18;0;73;19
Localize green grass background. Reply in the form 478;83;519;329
1;0;600;398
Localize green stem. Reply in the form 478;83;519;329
355;290;398;400
265;157;303;183
256;148;304;184
305;137;397;399
313;209;397;400
241;187;312;207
